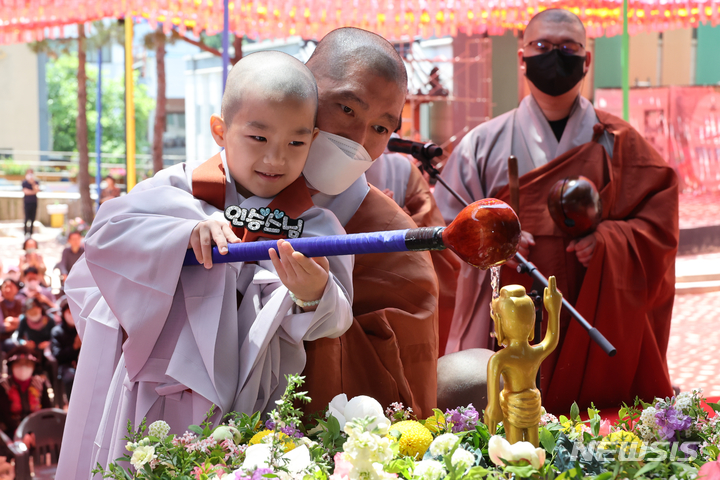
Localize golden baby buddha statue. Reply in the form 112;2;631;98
484;276;562;447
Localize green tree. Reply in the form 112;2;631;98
46;56;154;156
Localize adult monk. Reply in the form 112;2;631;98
435;9;678;413
302;28;439;417
366;133;460;355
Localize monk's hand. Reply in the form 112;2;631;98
189;219;241;269
270;239;330;312
544;276;562;319
566;232;597;267
505;231;535;269
382;188;394;200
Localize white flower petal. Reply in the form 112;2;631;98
488;436;511;466
344;396;386;431
242;444;271;470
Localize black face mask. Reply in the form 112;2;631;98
523;50;586;97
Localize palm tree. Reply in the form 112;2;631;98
30;21;123;225
76;23;92;223
172;31;244;65
144;29;168;174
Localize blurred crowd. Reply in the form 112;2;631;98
0;230;85;452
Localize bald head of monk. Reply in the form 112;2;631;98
518;9;592;120
210;51;319;199
306;27;408;161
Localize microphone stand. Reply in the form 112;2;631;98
389;138;617;358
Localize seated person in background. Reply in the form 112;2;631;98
18;238;47;286
51;299;80;400
0;346;52;441
57;231;85;284
99;175;121;205
14;298;55;355
4;266;20;284
1;279;22;341
18;267;56;310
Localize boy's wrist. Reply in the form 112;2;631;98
289;291;321;308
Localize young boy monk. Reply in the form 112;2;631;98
57;51;353;478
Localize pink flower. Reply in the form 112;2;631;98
598;419;611;437
329;452;352;480
698;460;720;480
192;462;225;480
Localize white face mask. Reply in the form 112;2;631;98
303;131;374;195
13;365;34;382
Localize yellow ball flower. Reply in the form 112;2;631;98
248;429;296;452
388;420;433;459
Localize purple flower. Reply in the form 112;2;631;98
234;468;275;480
252;468;275;480
445;404;480;433
265;420;276;430
280;422;303;439
655;406;692;442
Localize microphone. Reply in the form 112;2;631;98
387;138;443;162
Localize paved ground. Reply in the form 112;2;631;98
2;192;720;399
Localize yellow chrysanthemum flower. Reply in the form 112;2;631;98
560;420;586;435
248;429;296;452
599;430;644;456
388;420;433;459
424;415;447;434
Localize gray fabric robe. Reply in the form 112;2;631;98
57;153;353;479
434;94;613;353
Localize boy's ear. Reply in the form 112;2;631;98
310;127;320;143
210;114;227;147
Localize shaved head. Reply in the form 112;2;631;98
307;27;408;94
526;9;586;42
222;51;318;125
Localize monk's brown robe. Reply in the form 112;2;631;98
496;111;678;414
403;164;461;356
303;186;439;418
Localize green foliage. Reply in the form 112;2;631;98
46;55;154;156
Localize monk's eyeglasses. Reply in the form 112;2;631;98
523;39;585;56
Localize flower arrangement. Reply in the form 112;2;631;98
95;377;720;480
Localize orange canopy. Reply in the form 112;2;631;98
2;0;720;44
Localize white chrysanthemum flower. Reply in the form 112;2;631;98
640;406;657;427
148;420;171;439
429;433;460;457
413;460;447;480
451;448;475;472
675;392;692;412
130;445;156;470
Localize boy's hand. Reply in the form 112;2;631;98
189;220;241;269
269;240;329;311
